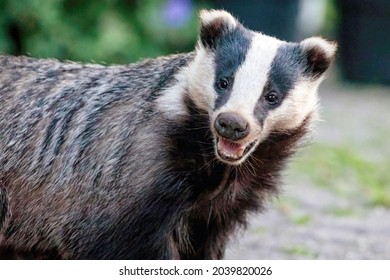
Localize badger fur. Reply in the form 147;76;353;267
0;10;336;259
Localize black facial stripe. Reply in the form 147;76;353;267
213;25;253;110
268;43;303;95
254;43;304;124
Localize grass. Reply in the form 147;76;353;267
282;245;319;258
290;143;390;208
291;214;311;225
326;207;356;217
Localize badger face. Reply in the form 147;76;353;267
186;10;337;165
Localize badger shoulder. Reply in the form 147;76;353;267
0;51;196;198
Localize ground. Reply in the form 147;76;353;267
226;80;390;259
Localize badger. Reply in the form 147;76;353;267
0;10;336;259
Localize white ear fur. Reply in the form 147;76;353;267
198;10;238;49
300;37;337;78
199;9;237;30
301;37;337;60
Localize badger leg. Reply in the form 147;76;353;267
65;180;194;260
204;231;228;260
179;216;229;260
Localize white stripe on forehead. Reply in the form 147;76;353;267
218;33;282;116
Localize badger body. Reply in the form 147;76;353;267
0;10;336;259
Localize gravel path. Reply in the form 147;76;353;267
226;81;390;259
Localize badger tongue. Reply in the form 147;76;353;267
217;138;245;160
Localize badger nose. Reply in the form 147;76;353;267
215;112;250;141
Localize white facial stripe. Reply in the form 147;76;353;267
186;48;216;112
265;81;320;132
158;48;217;119
157;66;190;119
216;33;281;119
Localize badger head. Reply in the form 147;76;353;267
184;10;337;165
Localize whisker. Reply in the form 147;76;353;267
250;155;264;165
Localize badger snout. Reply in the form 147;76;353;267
213;112;257;164
214;112;250;141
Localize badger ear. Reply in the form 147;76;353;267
199;9;238;49
300;37;337;79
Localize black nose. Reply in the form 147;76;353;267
214;112;250;141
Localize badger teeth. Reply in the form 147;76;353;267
219;151;240;160
215;137;257;163
217;138;243;159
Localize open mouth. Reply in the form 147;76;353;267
216;137;256;163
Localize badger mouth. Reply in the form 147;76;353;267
216;137;256;164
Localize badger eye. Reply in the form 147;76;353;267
217;78;230;90
265;92;279;106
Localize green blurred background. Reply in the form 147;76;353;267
0;0;335;64
0;0;209;63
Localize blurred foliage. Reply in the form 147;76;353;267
322;0;338;38
0;0;210;63
291;143;390;208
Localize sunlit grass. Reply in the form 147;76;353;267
290;143;390;208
